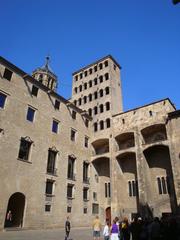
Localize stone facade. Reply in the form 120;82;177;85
0;55;179;231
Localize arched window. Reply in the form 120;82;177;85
89;80;92;88
79;85;82;92
105;73;109;80
106;102;110;111
99;120;104;130
78;98;82;106
105;87;109;95
89;68;92;74
74;87;77;94
106;118;111;128
89;94;92;102
94;78;98;85
94;106;98;115
94;66;97;72
99;89;103;98
84;96;87;104
74;100;77;106
84;83;87;90
84;71;88;77
99;104;104;113
88;108;92;116
99;75;103;83
94;122;98;132
104;61;108;67
99;63;103;70
94;91;98;99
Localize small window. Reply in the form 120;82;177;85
18;138;32;161
47;149;57;175
104;61;108;67
83;208;87;214
84;136;89;148
67;206;72;213
94;106;98;115
99;104;104;113
3;68;13;81
83;187;89;201
92;203;99;214
106;102;110;111
94;122;98;132
89;68;92;74
106;118;111;128
99;63;103;70
94;91;98;100
100;121;104;130
84;71;88;77
83;96;87;104
84;83;87;90
105;87;109;95
99;76;103;83
74;100;77;106
55;100;60;110
78;98;82;106
31;85;39;97
114;64;116;71
88;108;92;117
105;73;109;80
26;107;35;122
45;205;51;212
99;89;103;97
52;120;59;133
71;129;76;141
93;192;97;201
0;92;7;109
46;180;54;195
80;73;83;79
67;184;74;199
89;94;92;102
74;87;77;94
149;110;153;116
94;66;97;72
85;119;89;127
79;85;82;92
75;75;78;81
122;119;125;124
72;110;76;120
89;80;92;88
105;183;108;198
94;78;98;85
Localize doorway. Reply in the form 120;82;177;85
4;192;25;228
106;207;111;225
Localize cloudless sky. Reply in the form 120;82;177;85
1;0;180;110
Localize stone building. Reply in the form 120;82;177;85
0;55;179;230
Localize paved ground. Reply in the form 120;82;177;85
0;227;103;240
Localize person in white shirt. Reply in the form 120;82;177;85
103;220;110;240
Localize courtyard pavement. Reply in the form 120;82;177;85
0;227;103;240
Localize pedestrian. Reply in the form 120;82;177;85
150;217;161;240
120;217;130;240
110;219;119;240
92;215;102;240
65;216;71;240
6;210;12;227
103;220;110;240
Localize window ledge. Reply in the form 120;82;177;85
17;158;32;164
67;197;74;200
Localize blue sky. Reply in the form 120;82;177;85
1;0;180;110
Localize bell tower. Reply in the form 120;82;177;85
32;56;58;91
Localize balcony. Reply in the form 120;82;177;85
47;167;57;176
83;177;90;184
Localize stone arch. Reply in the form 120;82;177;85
92;156;110;177
141;124;167;144
4;192;25;228
115;132;135;151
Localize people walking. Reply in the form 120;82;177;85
103;220;110;240
110;219;119;240
5;210;12;227
92;215;102;240
120;217;130;240
65;216;71;240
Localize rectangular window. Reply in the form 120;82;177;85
84;136;89;148
31;85;39;97
52;120;59;133
55;100;60;110
71;129;76;141
83;208;87;214
83;162;89;183
3;68;13;81
128;180;138;197
157;176;169;195
0;92;7;108
47;149;57;175
72;110;76;119
105;183;108;198
108;182;111;197
67;184;74;199
67;155;76;180
83;188;89;201
67;206;72;213
93;192;97;201
26;107;35;122
92;203;99;214
45;180;54;195
18;138;32;161
45;205;51;212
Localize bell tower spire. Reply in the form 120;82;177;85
32;56;58;91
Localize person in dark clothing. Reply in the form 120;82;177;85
65;216;71;240
130;217;143;240
120;217;130;240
